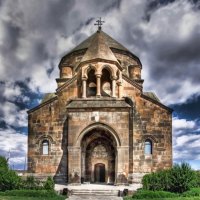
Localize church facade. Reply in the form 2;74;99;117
27;28;172;184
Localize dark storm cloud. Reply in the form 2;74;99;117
147;30;200;84
3;22;21;51
172;95;200;120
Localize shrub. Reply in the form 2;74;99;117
142;170;171;191
192;171;200;187
132;190;178;199
142;162;196;193
0;156;22;191
22;176;42;190
43;176;55;190
0;156;9;171
170;163;196;193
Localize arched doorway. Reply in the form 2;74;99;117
81;127;117;184
95;163;105;183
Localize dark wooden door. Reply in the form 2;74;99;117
95;163;105;182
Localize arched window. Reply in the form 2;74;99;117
87;69;96;97
42;140;49;155
144;139;152;155
101;68;112;97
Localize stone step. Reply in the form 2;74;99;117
68;196;123;200
70;189;119;196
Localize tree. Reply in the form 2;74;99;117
0;156;21;191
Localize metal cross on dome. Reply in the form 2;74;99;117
94;17;105;31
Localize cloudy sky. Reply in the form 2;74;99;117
0;0;199;170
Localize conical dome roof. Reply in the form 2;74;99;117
71;30;129;53
80;30;119;64
59;30;141;68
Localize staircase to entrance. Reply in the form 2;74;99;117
55;183;142;199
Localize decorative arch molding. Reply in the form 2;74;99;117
35;134;55;145
99;64;117;78
82;64;98;79
82;63;119;79
142;135;158;143
76;122;121;147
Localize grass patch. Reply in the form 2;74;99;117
0;197;65;200
182;188;200;197
124;197;200;200
124;188;200;200
0;190;65;200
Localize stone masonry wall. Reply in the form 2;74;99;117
123;79;172;177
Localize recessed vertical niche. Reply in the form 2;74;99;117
87;69;96;97
101;68;112;97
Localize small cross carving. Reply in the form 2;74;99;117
94;17;105;31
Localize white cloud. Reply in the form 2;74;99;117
0;128;27;169
3;82;22;101
1;101;27;127
173;117;200;165
173;117;196;130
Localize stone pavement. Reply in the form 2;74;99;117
68;195;123;200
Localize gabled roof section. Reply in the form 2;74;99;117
28;94;57;114
143;92;160;102
41;93;57;104
80;30;119;63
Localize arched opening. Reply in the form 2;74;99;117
42;140;49;155
101;68;112;97
81;127;117;184
87;69;96;97
144;139;152;155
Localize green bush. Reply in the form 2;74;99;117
0;156;22;191
170;163;196;193
0;156;9;171
132;190;178;199
43;176;55;190
142;162;196;193
142;170;171;191
192;171;200;187
22;176;42;190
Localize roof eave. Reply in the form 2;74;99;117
141;93;173;113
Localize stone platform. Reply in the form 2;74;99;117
55;183;142;199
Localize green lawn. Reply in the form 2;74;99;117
0;197;66;200
124;197;200;200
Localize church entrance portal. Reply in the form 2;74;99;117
95;163;105;183
81;128;116;184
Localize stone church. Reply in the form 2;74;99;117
27;25;172;185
